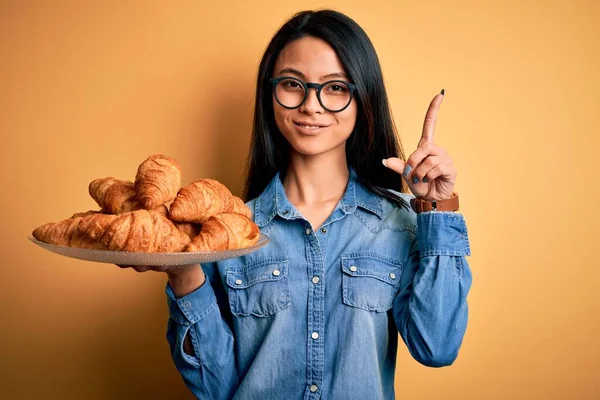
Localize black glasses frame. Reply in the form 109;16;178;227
269;76;357;113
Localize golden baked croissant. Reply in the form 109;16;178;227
32;153;260;255
231;196;252;219
169;179;251;223
153;204;169;217
32;210;106;249
101;209;190;252
77;213;119;243
134;154;182;209
71;210;101;219
174;222;202;239
186;212;260;252
89;177;141;214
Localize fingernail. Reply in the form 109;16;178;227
382;159;388;167
422;177;428;183
402;165;412;177
440;89;445;96
413;176;419;184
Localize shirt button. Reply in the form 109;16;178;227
309;384;318;393
320;227;327;234
311;332;319;340
349;265;358;272
311;276;320;284
389;272;396;279
282;210;289;215
235;279;243;285
272;269;281;277
305;228;312;235
182;301;191;308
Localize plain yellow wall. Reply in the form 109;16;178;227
1;1;598;399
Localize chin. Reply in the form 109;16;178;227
287;138;346;158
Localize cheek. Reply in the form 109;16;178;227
336;103;358;135
272;96;291;131
273;109;292;134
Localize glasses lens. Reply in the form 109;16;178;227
275;78;305;108
321;81;352;112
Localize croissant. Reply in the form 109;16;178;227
70;210;101;219
186;212;260;252
101;209;190;252
32;210;106;249
32;153;260;255
174;222;202;239
89;177;141;214
77;213;119;242
153;204;169;217
169;179;243;223
231;196;252;219
134;154;182;209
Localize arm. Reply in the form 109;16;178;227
166;264;238;399
167;267;205;355
393;211;472;367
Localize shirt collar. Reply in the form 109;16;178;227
254;167;383;227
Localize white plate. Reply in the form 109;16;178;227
28;234;269;267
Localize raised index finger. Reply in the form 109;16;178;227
420;90;445;146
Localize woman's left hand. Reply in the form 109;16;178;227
383;91;456;201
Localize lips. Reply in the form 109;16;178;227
293;121;330;130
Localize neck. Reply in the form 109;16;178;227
282;150;349;207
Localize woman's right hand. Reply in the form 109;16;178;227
116;263;206;297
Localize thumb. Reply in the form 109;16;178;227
382;157;409;180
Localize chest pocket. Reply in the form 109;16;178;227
341;254;403;312
226;259;291;317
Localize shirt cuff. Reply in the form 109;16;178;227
165;277;218;325
417;211;471;257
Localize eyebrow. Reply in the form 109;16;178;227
276;68;348;81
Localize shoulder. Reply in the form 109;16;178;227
376;189;418;235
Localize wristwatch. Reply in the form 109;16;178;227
410;192;459;213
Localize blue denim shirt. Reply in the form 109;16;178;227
165;169;472;400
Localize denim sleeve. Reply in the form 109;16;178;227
393;211;473;367
165;263;237;399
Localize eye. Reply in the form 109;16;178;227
324;82;350;94
281;79;303;90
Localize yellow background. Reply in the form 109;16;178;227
1;1;598;399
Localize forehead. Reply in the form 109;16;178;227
274;36;346;78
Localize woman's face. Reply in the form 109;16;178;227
272;36;357;159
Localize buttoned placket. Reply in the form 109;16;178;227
270;172;362;399
304;223;325;399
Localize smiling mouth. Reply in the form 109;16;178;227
294;122;330;130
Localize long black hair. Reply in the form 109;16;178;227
243;9;410;210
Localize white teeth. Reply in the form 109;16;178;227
299;124;322;129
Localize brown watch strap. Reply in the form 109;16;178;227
410;192;459;213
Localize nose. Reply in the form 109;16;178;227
299;87;324;114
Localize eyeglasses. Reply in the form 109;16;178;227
269;76;357;113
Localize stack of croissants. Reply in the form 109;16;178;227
32;154;260;253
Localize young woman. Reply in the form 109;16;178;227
147;9;471;400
